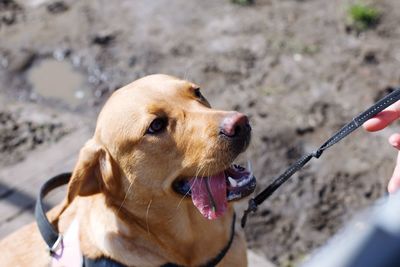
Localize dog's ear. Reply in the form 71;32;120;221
66;139;120;204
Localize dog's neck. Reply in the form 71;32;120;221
77;194;234;266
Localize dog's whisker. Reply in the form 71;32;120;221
117;180;133;215
183;62;193;81
176;180;194;210
175;161;208;211
175;164;204;210
146;199;153;236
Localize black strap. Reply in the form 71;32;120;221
84;257;126;267
34;172;71;254
35;172;235;266
199;212;236;267
241;88;400;227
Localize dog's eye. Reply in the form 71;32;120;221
147;117;167;134
194;88;202;99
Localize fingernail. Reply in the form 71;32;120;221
388;180;399;194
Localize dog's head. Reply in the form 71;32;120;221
66;74;256;220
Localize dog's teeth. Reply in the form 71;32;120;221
238;176;252;187
228;177;237;187
247;160;253;174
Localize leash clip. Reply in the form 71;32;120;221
241;198;257;228
48;234;63;255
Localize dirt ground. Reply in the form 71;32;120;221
1;0;400;266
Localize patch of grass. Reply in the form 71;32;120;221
231;0;254;6
347;3;380;31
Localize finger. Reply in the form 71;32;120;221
389;133;400;149
363;101;400;132
388;151;400;193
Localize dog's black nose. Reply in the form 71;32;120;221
220;112;251;138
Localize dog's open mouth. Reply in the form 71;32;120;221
173;163;256;220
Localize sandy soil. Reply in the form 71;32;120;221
1;0;400;266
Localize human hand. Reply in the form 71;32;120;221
363;101;400;193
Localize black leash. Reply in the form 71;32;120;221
241;88;400;228
35;173;235;267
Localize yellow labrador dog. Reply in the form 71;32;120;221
0;74;256;267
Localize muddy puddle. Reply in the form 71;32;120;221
27;59;88;108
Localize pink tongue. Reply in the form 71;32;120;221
189;172;227;220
